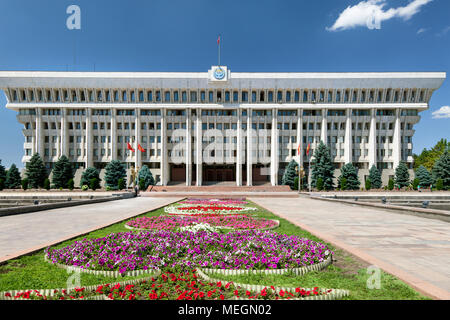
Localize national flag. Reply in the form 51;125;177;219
127;142;135;152
138;144;146;153
297;144;301;156
217;35;220;45
306;143;311;156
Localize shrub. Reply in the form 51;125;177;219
412;178;420;191
139;178;145;191
340;177;347;191
81;185;89;191
365;179;371;191
388;179;394;191
316;177;324;191
89;178;100;191
118;178;125;190
293;177;299;191
67;179;74;190
43;178;51;190
436;179;444;191
21;178;29;191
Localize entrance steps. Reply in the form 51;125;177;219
141;184;298;198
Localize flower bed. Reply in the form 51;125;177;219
125;215;279;231
180;199;248;205
0;271;348;301
164;204;257;215
45;230;332;275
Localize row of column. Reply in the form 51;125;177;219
33;107;403;185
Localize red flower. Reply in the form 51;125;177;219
220;295;225;300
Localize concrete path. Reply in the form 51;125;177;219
251;196;450;300
0;197;181;262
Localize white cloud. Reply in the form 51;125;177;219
436;26;450;37
417;28;427;34
432;106;450;119
327;0;433;32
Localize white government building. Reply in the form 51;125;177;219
0;67;446;187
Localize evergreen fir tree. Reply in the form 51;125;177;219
138;165;155;191
368;165;382;189
310;141;335;190
25;153;47;189
281;160;298;189
104;160;126;188
80;167;101;188
338;163;360;190
365;179;371;191
52;155;73;189
432;150;450;190
395;162;410;189
5;164;22;189
0;160;6;183
415;165;433;188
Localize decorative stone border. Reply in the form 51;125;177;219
164;204;258;215
196;268;349;301
44;255;160;278
199;254;332;276
123;219;280;232
0;275;157;300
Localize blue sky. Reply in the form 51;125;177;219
0;0;448;168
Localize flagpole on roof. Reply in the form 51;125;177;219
218;34;221;67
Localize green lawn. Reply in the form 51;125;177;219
0;200;429;300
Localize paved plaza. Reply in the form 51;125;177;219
251;196;450;299
0;197;181;262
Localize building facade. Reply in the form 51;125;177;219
0;67;446;187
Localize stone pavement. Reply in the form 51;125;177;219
0;197;181;262
250;196;450;300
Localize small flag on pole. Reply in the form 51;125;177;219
217;35;220;45
298;144;301;156
306;143;311;156
138;144;146;153
127;142;135;152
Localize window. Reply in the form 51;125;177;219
241;91;248;102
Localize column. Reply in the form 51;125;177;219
236;108;243;186
246;108;252;186
344;108;352;164
297;108;303;167
196;108;202;186
160;108;168;186
111;108;117;161
321;108;328;144
36;108;44;156
271;108;279;186
186;109;192;186
368;108;377;168
60;108;68;158
135;108;141;169
393;108;401;169
85;108;93;168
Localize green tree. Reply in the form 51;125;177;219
388;178;394;191
316;177;324;191
310;142;335;190
118;178;126;190
413;139;450;170
51;155;73;189
0;160;6;183
43;178;51;190
415;165;433;188
67;179;74;190
281;160;298;190
432;150;450;190
436;179;444;191
137;165;155;191
21;178;29;190
89;178;100;191
412;178;420;190
5;164;22;189
365;179;371;191
338;163;360;190
104;160;126;189
80;167;101;188
25;153;47;189
368;165;382;189
395;162;410;189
